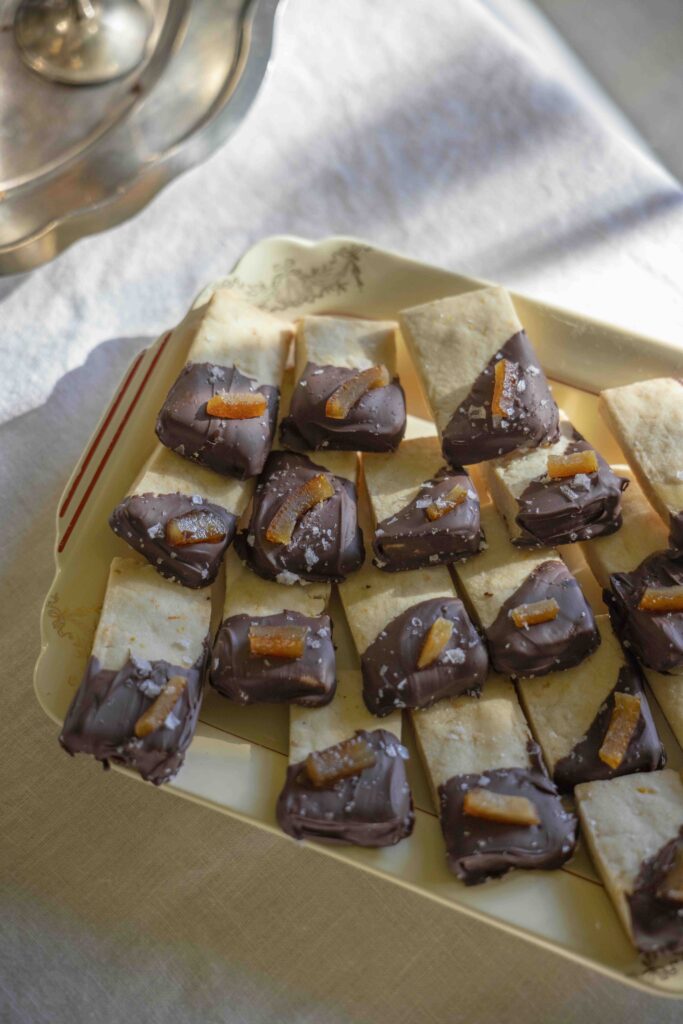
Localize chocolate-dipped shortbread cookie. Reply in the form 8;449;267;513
210;551;335;706
576;770;683;966
412;676;577;884
364;437;482;571
600;378;683;548
606;548;683;675
485;420;627;547
519;618;664;791
400;286;559;466
280;316;406;453
277;727;414;847
454;502;598;679
155;290;291;479
60;558;211;785
235;451;364;584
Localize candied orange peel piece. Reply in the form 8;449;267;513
305;735;377;787
598;692;642;769
463;787;540;826
134;674;187;738
206;392;267;419
324;364;390;420
165;509;227;547
658;847;683;903
511;597;560;629
637;585;683;613
425;484;468;522
547;449;598;479
248;624;308;659
266;473;335;545
417;617;454;669
491;358;517;417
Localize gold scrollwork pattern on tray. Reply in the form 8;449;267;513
46;593;99;656
225;244;372;312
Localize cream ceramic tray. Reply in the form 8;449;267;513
35;235;683;996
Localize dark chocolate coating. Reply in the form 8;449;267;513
438;745;577;884
361;597;488;716
606;549;683;673
486;559;600;678
109;492;236;588
670;511;683;550
234;451;364;583
513;426;628;546
276;729;414;847
372;467;483;571
442;331;560;466
59;648;208;785
628;827;683;967
553;663;665;791
280;362;407;453
210;611;336;707
155;362;279;479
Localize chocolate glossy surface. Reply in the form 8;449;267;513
276;729;414;846
280;362;406;453
361;597;488;716
59;649;207;785
211;611;336;706
155;361;279;479
628;828;683;966
110;492;236;588
486;560;599;678
442;331;559;466
235;451;364;583
606;549;683;673
372;467;482;571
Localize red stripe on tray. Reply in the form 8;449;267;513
59;350;146;517
57;332;172;554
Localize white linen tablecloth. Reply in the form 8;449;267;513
2;1;683;1021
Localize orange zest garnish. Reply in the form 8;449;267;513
658;847;683;903
463;787;540;826
598;692;642;769
547;449;598;479
248;624;308;659
305;735;377;787
325;365;390;420
265;473;335;545
165;510;227;547
206;392;267;419
511;597;560;629
417;617;454;669
134;675;187;738
637;585;683;613
425;484;468;522
491;358;517;417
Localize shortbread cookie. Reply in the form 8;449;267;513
576;770;683;966
580;474;683;744
235;450;364;584
412;675;577;884
484;420;627;546
110;445;253;588
600;378;683;547
339;553;487;716
519;617;664;791
156;290;292;479
59;558;211;784
210;550;334;706
279;315;406;453
363;436;482;571
454;502;599;677
399;286;559;465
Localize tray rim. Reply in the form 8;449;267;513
35;233;683;999
0;0;284;275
